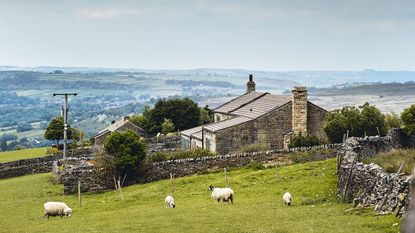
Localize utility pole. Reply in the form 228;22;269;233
53;93;77;159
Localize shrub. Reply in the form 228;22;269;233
401;104;415;136
288;133;320;149
104;130;147;178
148;149;215;163
161;118;175;134
385;112;402;129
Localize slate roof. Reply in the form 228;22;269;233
94;120;142;138
230;94;291;119
181;126;203;140
204;116;251;132
214;91;267;114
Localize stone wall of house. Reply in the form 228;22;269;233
144;135;181;154
256;103;293;150
337;129;415;216
0;148;93;179
214;121;256;155
307;102;327;140
214;113;233;122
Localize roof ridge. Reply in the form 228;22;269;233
214;91;268;113
226;92;269;114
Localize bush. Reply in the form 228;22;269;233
401;104;415;136
385;112;402;129
104;130;147;178
288;133;320;149
148;149;215;163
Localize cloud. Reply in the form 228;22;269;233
74;8;142;20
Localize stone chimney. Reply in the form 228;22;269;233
292;87;308;135
246;74;256;93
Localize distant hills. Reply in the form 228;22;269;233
1;66;415;87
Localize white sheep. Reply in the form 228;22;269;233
165;195;175;208
209;185;234;205
43;202;72;219
283;192;292;206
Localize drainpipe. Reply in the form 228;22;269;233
201;127;205;149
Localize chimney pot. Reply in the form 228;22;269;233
246;74;256;93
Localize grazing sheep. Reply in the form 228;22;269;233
165;195;175;208
283;192;292;206
209;185;234;205
43;202;72;219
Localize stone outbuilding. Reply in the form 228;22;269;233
181;75;327;154
93;117;145;147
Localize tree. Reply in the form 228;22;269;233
385;112;402;129
323;110;348;143
150;98;201;134
199;105;214;124
401;104;415;136
104;130;147;179
323;103;388;143
359;102;387;136
17;122;33;132
44;116;79;146
0;141;7;151
161;118;175;134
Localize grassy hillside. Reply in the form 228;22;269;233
0;159;400;233
0;147;47;163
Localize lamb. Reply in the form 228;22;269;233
209;185;234;205
283;192;292;206
43;202;72;219
165;195;175;208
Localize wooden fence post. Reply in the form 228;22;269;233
78;180;82;207
170;173;175;198
377;162;404;212
224;168;228;188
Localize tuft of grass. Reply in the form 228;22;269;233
287;149;335;164
364;149;415;175
0;147;48;163
234;143;270;153
0;158;401;233
148;149;215;163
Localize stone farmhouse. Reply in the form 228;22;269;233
181;75;327;154
93;116;145;146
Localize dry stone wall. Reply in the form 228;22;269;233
337;129;415;216
0;148;93;179
141;143;341;183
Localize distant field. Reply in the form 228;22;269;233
0;159;400;233
0;147;47;163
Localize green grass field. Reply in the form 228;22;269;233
0;147;47;163
0;159;401;233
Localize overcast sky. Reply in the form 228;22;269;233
0;0;414;70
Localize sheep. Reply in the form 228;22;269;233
209;185;234;205
43;202;72;219
165;195;175;208
283;192;292;206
